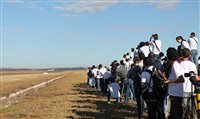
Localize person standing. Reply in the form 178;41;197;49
188;32;199;65
150;34;162;59
128;57;144;119
164;47;184;119
99;64;107;92
139;42;151;58
176;36;190;50
141;57;159;119
130;48;135;61
180;48;198;119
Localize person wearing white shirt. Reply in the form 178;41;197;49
92;66;99;78
125;58;132;71
92;66;99;89
140;42;151;57
126;53;130;60
150;34;162;58
99;64;107;92
103;67;112;94
188;32;199;65
176;36;190;50
180;48;197;119
164;47;184;119
141;57;160;119
123;54;126;64
130;48;135;61
107;79;120;104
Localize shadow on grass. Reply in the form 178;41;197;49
67;83;145;118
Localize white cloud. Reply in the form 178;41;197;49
5;0;24;4
5;0;180;16
120;25;168;33
26;2;45;10
125;0;156;4
125;0;179;10
54;0;119;16
156;0;180;10
5;0;45;10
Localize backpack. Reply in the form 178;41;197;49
127;66;142;89
87;70;93;78
142;69;167;100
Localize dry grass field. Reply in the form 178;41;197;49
0;71;63;97
0;70;144;119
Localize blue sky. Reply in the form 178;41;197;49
1;0;200;68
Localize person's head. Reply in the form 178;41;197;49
148;52;156;59
113;60;118;63
182;48;191;59
131;48;135;52
107;67;111;71
123;54;126;58
176;36;184;43
134;57;141;66
126;53;129;55
139;42;145;47
91;65;95;69
145;41;150;46
167;47;179;62
153;34;158;40
143;57;152;67
98;64;102;69
120;60;124;65
190;32;195;37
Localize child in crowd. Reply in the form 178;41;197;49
89;77;96;88
107;78;121;104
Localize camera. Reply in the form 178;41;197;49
184;71;196;77
184;71;200;87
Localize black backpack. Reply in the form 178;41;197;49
87;70;93;78
127;66;142;89
142;69;167;100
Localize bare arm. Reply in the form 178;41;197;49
164;75;184;84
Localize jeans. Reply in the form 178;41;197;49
96;78;100;89
135;89;144;119
190;49;198;65
124;79;135;103
183;92;195;119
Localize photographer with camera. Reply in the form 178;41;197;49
149;34;163;59
180;48;198;119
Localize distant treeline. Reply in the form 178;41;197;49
53;67;86;71
1;67;86;71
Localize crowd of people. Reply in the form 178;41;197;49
87;32;200;119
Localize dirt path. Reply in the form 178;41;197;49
0;70;145;119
